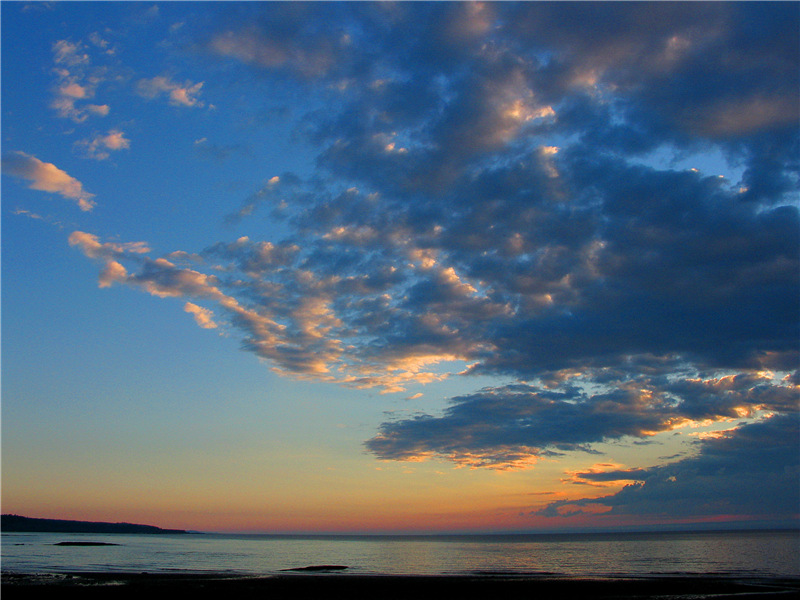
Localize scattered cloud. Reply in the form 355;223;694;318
88;31;115;56
2;152;96;211
75;129;130;160
50;39;110;122
137;75;205;107
52;39;89;67
67;231;150;259
12;208;44;221
68;2;799;515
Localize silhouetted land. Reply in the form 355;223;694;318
2;572;799;600
281;565;349;572
1;514;187;535
53;542;121;546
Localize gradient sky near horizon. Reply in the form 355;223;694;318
2;1;798;534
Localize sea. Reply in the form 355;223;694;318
2;529;798;579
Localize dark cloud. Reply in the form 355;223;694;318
193;137;249;162
460;155;799;379
74;2;799;510
535;414;800;519
568;467;649;486
208;1;362;80
366;375;798;469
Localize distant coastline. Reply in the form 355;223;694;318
0;514;188;535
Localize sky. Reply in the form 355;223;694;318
1;1;798;534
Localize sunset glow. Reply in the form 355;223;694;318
2;1;798;534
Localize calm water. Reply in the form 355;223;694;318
2;530;798;578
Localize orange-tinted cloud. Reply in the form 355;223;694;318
76;129;131;160
3;152;96;211
137;76;205;107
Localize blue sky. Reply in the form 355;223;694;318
2;1;798;533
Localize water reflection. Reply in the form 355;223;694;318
2;530;797;577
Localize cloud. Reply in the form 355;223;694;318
87;104;110;116
67;231;150;259
69;2;799;509
68;128;797;394
683;95;800;138
52;39;89;67
88;31;116;56
50;39;110;122
534;414;800;520
137;75;205;107
95;130;129;150
184;302;218;329
98;260;129;288
208;2;355;79
564;465;649;488
365;374;798;469
193;137;246;162
2;152;96;211
68;232;347;381
12;208;44;221
76;129;130;160
59;82;88;98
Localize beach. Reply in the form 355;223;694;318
3;572;799;600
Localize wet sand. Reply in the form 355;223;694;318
3;572;799;600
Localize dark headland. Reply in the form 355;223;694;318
0;514;188;535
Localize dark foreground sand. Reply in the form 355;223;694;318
3;572;799;600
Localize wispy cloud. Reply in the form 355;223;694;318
75;129;130;160
208;2;353;79
67;231;150;259
137;75;204;107
52;39;89;67
50;39;109;122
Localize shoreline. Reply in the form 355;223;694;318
3;572;800;599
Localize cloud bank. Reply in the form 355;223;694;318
67;2;798;520
535;414;799;520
